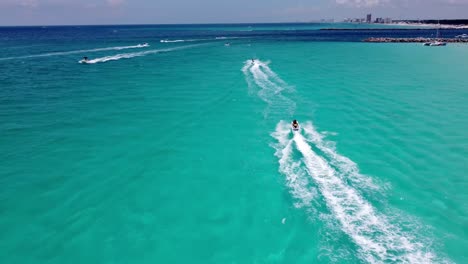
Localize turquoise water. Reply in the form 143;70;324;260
1;25;468;263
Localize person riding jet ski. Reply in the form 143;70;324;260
292;120;299;131
79;56;90;64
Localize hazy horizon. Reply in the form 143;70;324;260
0;0;467;26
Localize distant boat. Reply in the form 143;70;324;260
455;34;468;38
423;21;446;47
423;41;446;46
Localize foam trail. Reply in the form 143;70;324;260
271;122;317;209
242;60;296;117
160;39;206;43
273;121;435;263
81;44;201;64
301;122;381;192
259;61;290;89
215;36;242;40
160;37;241;43
0;44;149;61
241;61;255;95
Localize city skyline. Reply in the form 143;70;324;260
0;0;467;26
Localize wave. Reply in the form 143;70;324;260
242;59;296;118
160;37;241;43
160;39;195;43
0;44;150;61
80;44;200;64
241;58;446;263
272;121;441;263
272;121;318;209
301;121;383;193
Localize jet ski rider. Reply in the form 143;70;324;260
292;120;299;129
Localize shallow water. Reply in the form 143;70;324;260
1;24;467;263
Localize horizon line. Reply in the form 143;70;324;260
1;18;467;28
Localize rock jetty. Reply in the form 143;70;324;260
364;37;468;43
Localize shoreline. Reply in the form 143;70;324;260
321;27;468;31
321;22;468;30
364;37;468;43
392;22;468;29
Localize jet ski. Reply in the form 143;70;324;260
139;43;149;47
79;57;91;64
291;120;300;132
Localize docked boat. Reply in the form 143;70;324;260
423;21;446;47
423;41;447;46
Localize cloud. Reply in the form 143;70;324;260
0;0;39;8
335;0;468;7
106;0;125;7
282;6;320;16
20;0;39;8
444;0;468;3
335;0;385;7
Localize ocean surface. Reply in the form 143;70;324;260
1;23;467;263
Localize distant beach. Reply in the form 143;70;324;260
392;21;468;29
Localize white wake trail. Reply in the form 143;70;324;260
273;121;436;263
160;39;208;43
301;122;381;192
81;44;202;64
242;60;296;118
272;122;317;209
160;37;241;43
0;44;149;61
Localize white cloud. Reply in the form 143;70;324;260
0;0;40;8
106;0;125;7
279;6;320;16
335;0;468;7
20;0;39;7
444;0;468;3
335;0;385;7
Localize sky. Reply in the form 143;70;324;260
0;0;467;26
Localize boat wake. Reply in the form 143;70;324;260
241;59;448;263
301;122;383;193
272;121;439;263
242;59;296;118
80;44;201;64
0;43;150;61
160;39;208;43
160;37;240;43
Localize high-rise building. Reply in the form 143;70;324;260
366;14;372;23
